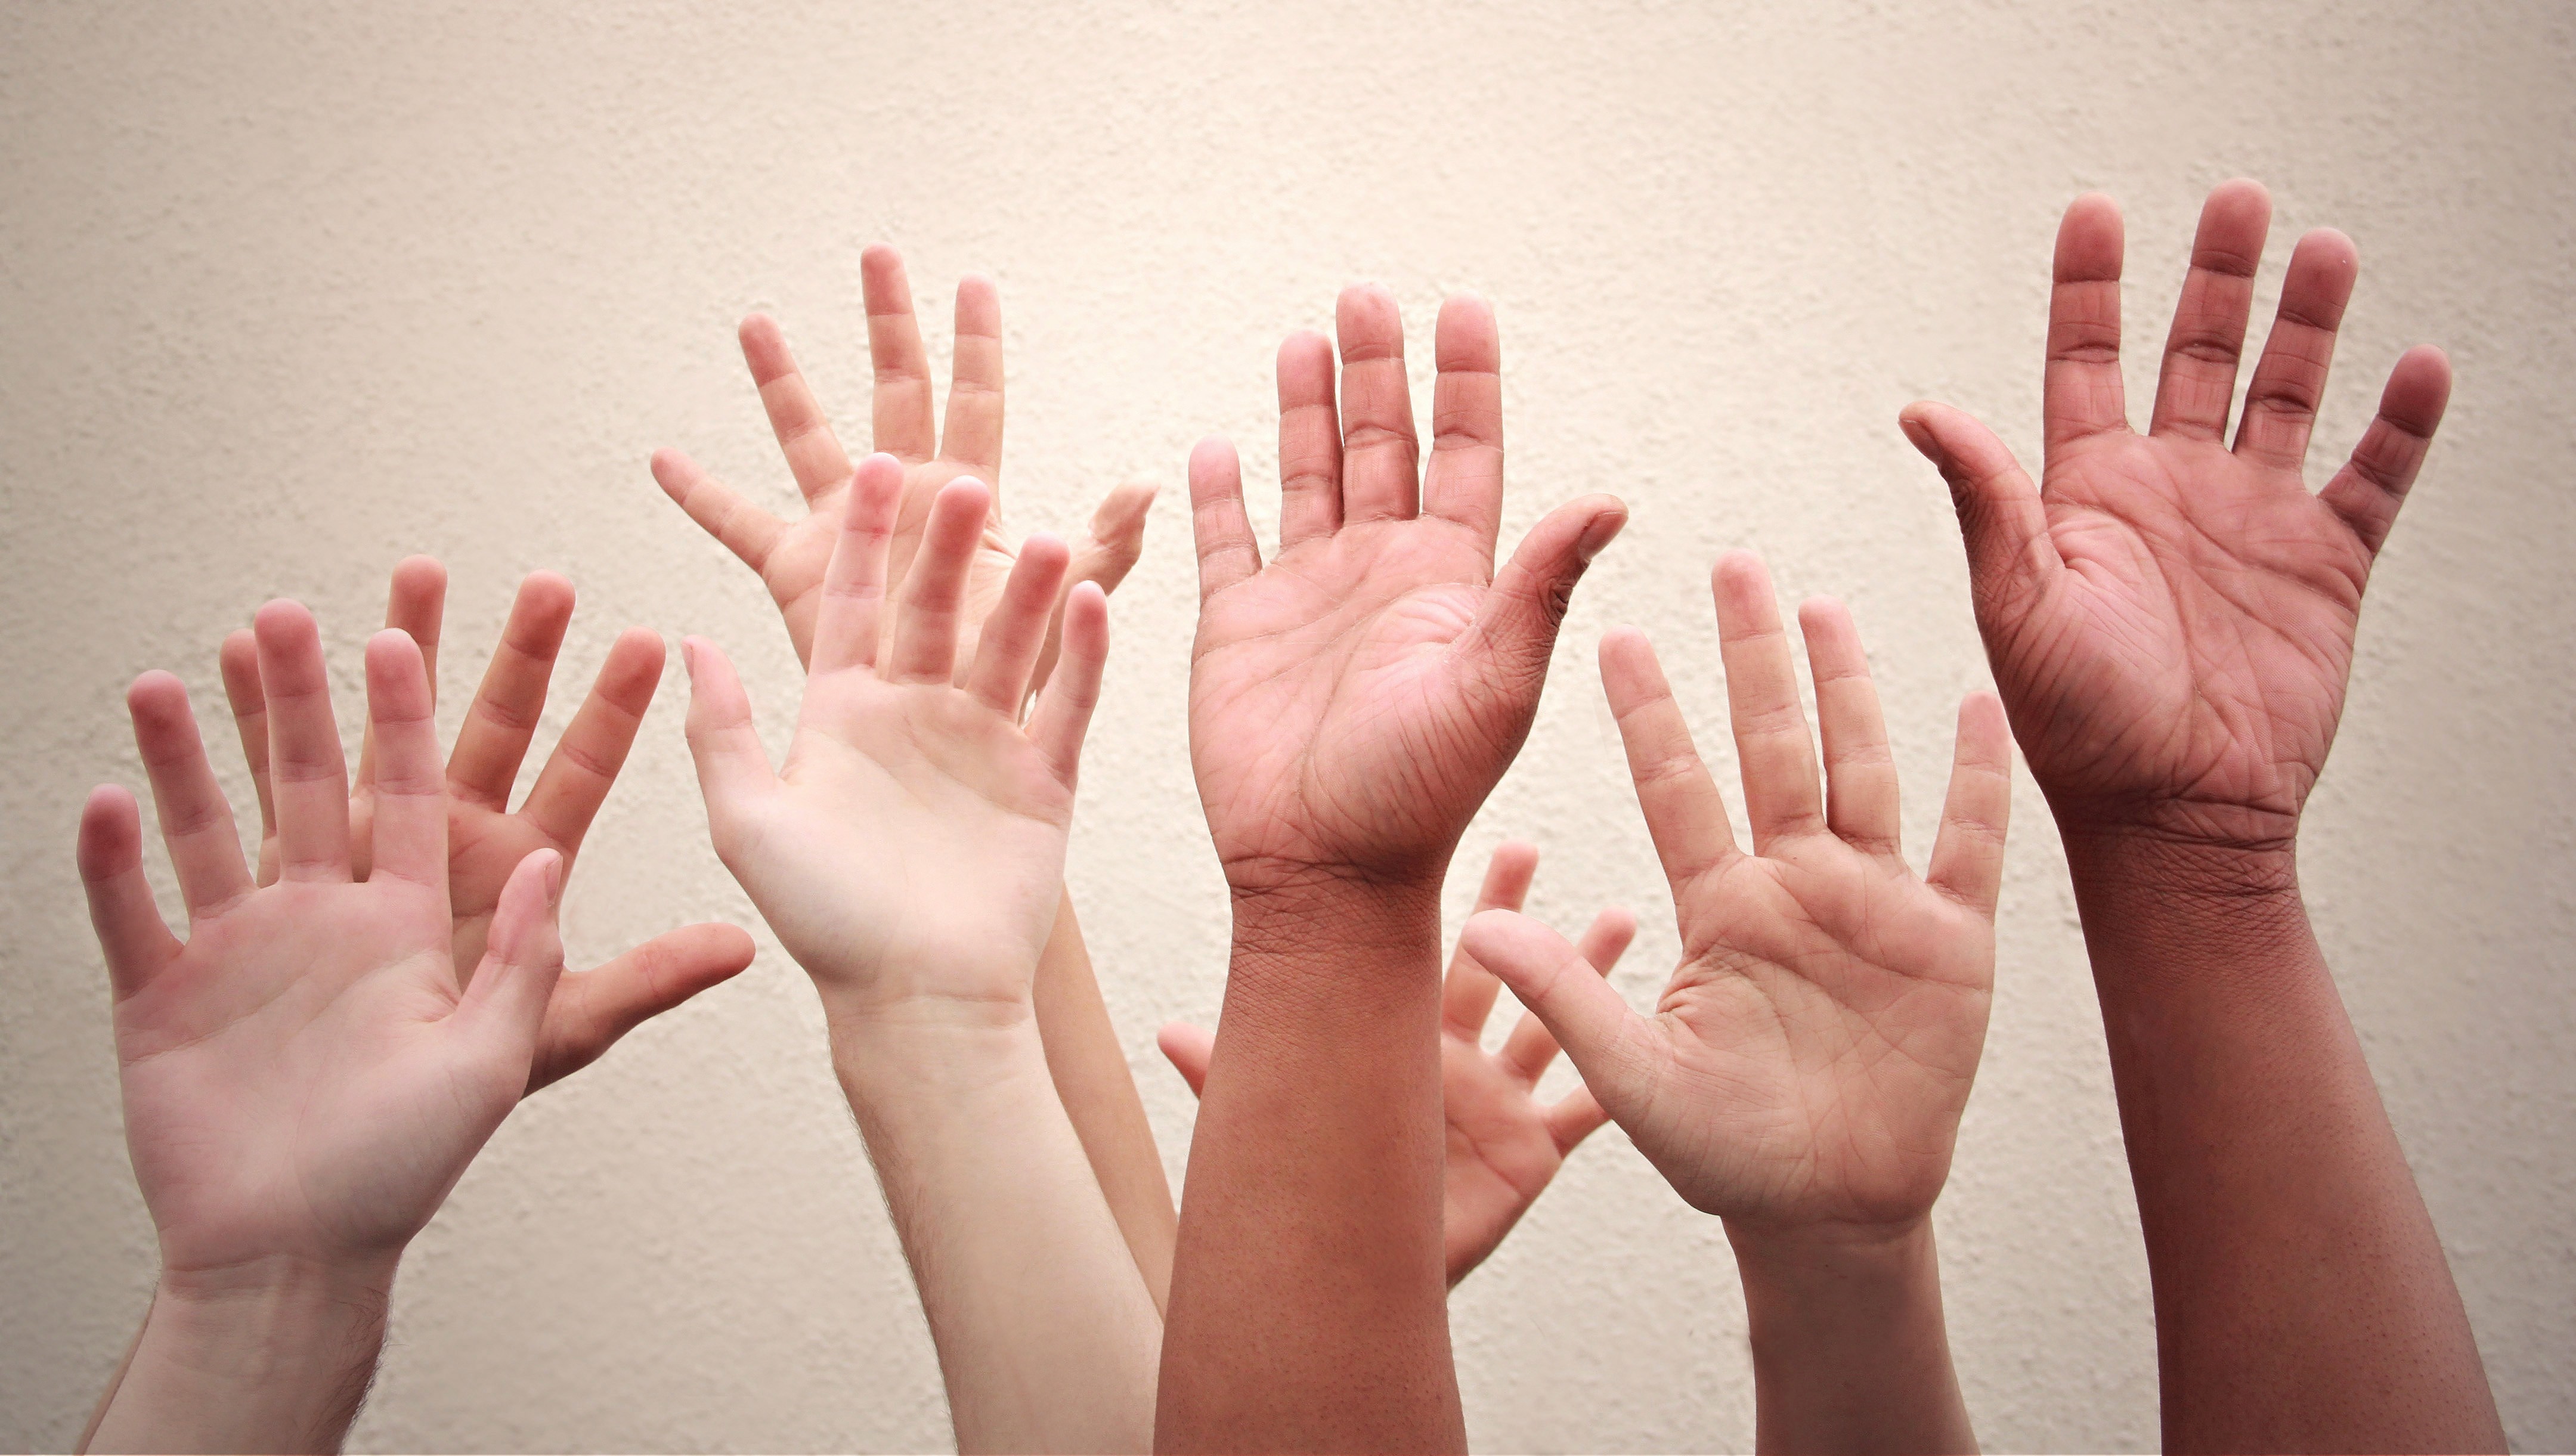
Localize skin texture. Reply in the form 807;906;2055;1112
1161;285;1625;1453
213;559;754;1091
1158;841;1639;1288
1900;179;2503;1451
682;457;1159;1454
651;251;1174;1304
1463;554;2011;1455
78;607;568;1454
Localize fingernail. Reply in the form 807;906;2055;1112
542;850;565;902
1899;416;1936;458
1577;510;1627;564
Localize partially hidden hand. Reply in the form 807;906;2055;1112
682;454;1110;1022
1900;179;2451;854
215;559;756;1093
1462;554;2014;1243
1188;287;1628;894
1160;840;1636;1286
79;605;568;1278
652;244;1153;688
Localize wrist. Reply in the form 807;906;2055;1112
1726;1212;1937;1288
828;1012;1055;1120
2050;803;2302;900
98;1255;398;1454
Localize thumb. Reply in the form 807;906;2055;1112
1157;1020;1213;1099
1458;909;1661;1122
525;922;758;1093
1472;494;1627;694
1030;481;1157;702
452;848;567;1076
1897;402;2061;625
680;637;777;832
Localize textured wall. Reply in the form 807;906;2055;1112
4;2;2570;1451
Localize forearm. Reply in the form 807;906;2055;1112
87;1255;397;1455
1729;1220;1974;1455
1033;894;1178;1312
1157;877;1463;1453
2060;823;2500;1452
832;1011;1161;1455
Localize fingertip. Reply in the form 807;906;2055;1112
708;922;758;971
391;554;447;592
2055;193;2125;280
1018;531;1072;571
610;623;668;669
1189;435;1240;481
77;784;142;878
126;668;187;716
2204;176;2273;221
859;241;904;277
1574;497;1628;562
2381;345;2454;432
515;569;577;620
252;598;315;646
1710;549;1769;596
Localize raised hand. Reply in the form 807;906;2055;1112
214;560;753;1092
1158;841;1636;1286
1463;554;2012;1237
1900;179;2451;852
682;453;1107;1019
652;245;1153;686
1187;288;1628;890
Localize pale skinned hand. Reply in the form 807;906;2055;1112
1159;840;1637;1285
78;604;568;1276
682;453;1110;1020
1899;178;2452;852
1462;554;2014;1239
652;245;1153;689
1188;287;1628;893
214;560;755;1093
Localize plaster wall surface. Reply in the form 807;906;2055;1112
3;2;2570;1451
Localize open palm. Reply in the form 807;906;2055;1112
1903;180;2451;847
1465;556;2014;1234
1187;287;1625;887
683;460;1110;1018
82;606;566;1276
653;245;1151;688
216;562;754;1091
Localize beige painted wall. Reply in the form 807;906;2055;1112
5;2;2570;1450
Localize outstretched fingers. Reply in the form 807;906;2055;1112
739;314;856;504
966;533;1073;714
78;786;179;996
2045;193;2130;446
1188;436;1261;602
518;627;665;851
216;630;278;868
862;244;937;463
884;476;992;684
1797;598;1902;856
1457;909;1662;1124
1601;627;1737;888
1024;582;1109;787
1439;840;1542;1039
1925;692;2015;916
2318;345;2453;560
1335;285;1421;523
1712;552;1826;851
361;630;450;893
1422;294;1505;553
680;637;778;820
2149;179;2272;442
1899;402;2063;628
447;572;577;811
940;274;1005;481
808;453;908;675
525;922;757;1093
1498;905;1637;1086
651;448;788;577
1472;494;1626;696
125;672;250;916
1275;331;1342;549
451;848;566;1077
255;600;352;881
2234;228;2360;471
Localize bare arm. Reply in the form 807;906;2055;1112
1902;179;2500;1449
1036;897;1178;1312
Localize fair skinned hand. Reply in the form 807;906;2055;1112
652;245;1152;687
1899;179;2451;853
682;453;1109;1021
1462;554;2014;1242
1187;287;1628;894
1159;841;1636;1285
78;604;568;1278
214;560;754;1093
